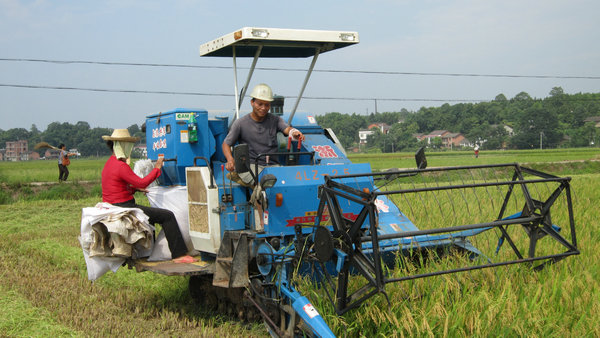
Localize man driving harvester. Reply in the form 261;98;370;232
222;83;305;186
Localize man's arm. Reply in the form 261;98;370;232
222;142;235;172
222;119;242;172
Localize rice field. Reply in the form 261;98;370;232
0;150;598;337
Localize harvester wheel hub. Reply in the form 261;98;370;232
314;226;334;263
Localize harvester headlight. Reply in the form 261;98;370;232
251;29;269;38
339;33;356;41
260;174;277;189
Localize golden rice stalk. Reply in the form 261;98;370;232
34;142;60;150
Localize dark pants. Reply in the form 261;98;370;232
113;199;188;259
58;164;69;181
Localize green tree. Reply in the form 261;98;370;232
511;102;561;149
388;122;419;151
485;125;509;150
566;122;597;147
494;93;507;102
316;112;366;148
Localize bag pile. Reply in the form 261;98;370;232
79;203;154;281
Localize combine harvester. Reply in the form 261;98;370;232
133;28;579;337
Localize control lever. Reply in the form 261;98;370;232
221;164;233;203
287;135;297;165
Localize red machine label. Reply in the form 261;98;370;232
285;212;358;227
303;303;319;319
312;145;338;158
152;126;167;138
152;139;167;151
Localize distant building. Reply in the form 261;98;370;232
5;140;28;161
367;123;390;134
358;123;391;145
134;145;147;158
415;130;472;149
583;116;600;128
29;152;41;160
358;129;374;144
69;148;81;157
583;116;600;123
443;132;471;148
45;149;60;159
412;133;425;141
422;130;450;145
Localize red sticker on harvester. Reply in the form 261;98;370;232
303;303;319;319
312;145;338;158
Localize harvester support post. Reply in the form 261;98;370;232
288;48;320;124
238;45;263;111
232;46;240;121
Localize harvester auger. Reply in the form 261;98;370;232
123;28;579;337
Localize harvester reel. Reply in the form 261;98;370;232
306;185;389;315
300;163;579;316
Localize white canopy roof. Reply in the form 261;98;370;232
199;27;359;122
199;27;359;58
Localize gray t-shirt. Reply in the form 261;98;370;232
58;149;67;165
224;113;288;165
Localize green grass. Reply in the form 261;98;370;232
0;149;598;336
0;157;107;184
349;147;600;172
0;284;81;337
0;197;267;337
296;173;599;337
1;148;598;184
0;181;102;205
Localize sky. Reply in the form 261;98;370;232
1;0;599;131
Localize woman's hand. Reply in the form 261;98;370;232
155;156;164;169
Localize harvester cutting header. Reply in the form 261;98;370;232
82;27;578;337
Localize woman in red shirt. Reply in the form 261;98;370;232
101;129;190;261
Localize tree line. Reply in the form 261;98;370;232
1;87;599;157
0;122;144;157
316;87;600;152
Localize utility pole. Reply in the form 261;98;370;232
540;131;543;150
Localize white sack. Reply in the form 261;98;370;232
133;159;158;188
145;185;194;261
79;202;155;281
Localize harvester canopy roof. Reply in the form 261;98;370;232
199;27;359;58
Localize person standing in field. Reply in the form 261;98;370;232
58;144;76;182
474;145;480;158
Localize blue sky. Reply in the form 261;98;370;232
1;0;599;130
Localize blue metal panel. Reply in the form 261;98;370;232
212;162;251;232
145;108;216;185
260;163;372;237
208;116;229;163
282;111;323;133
